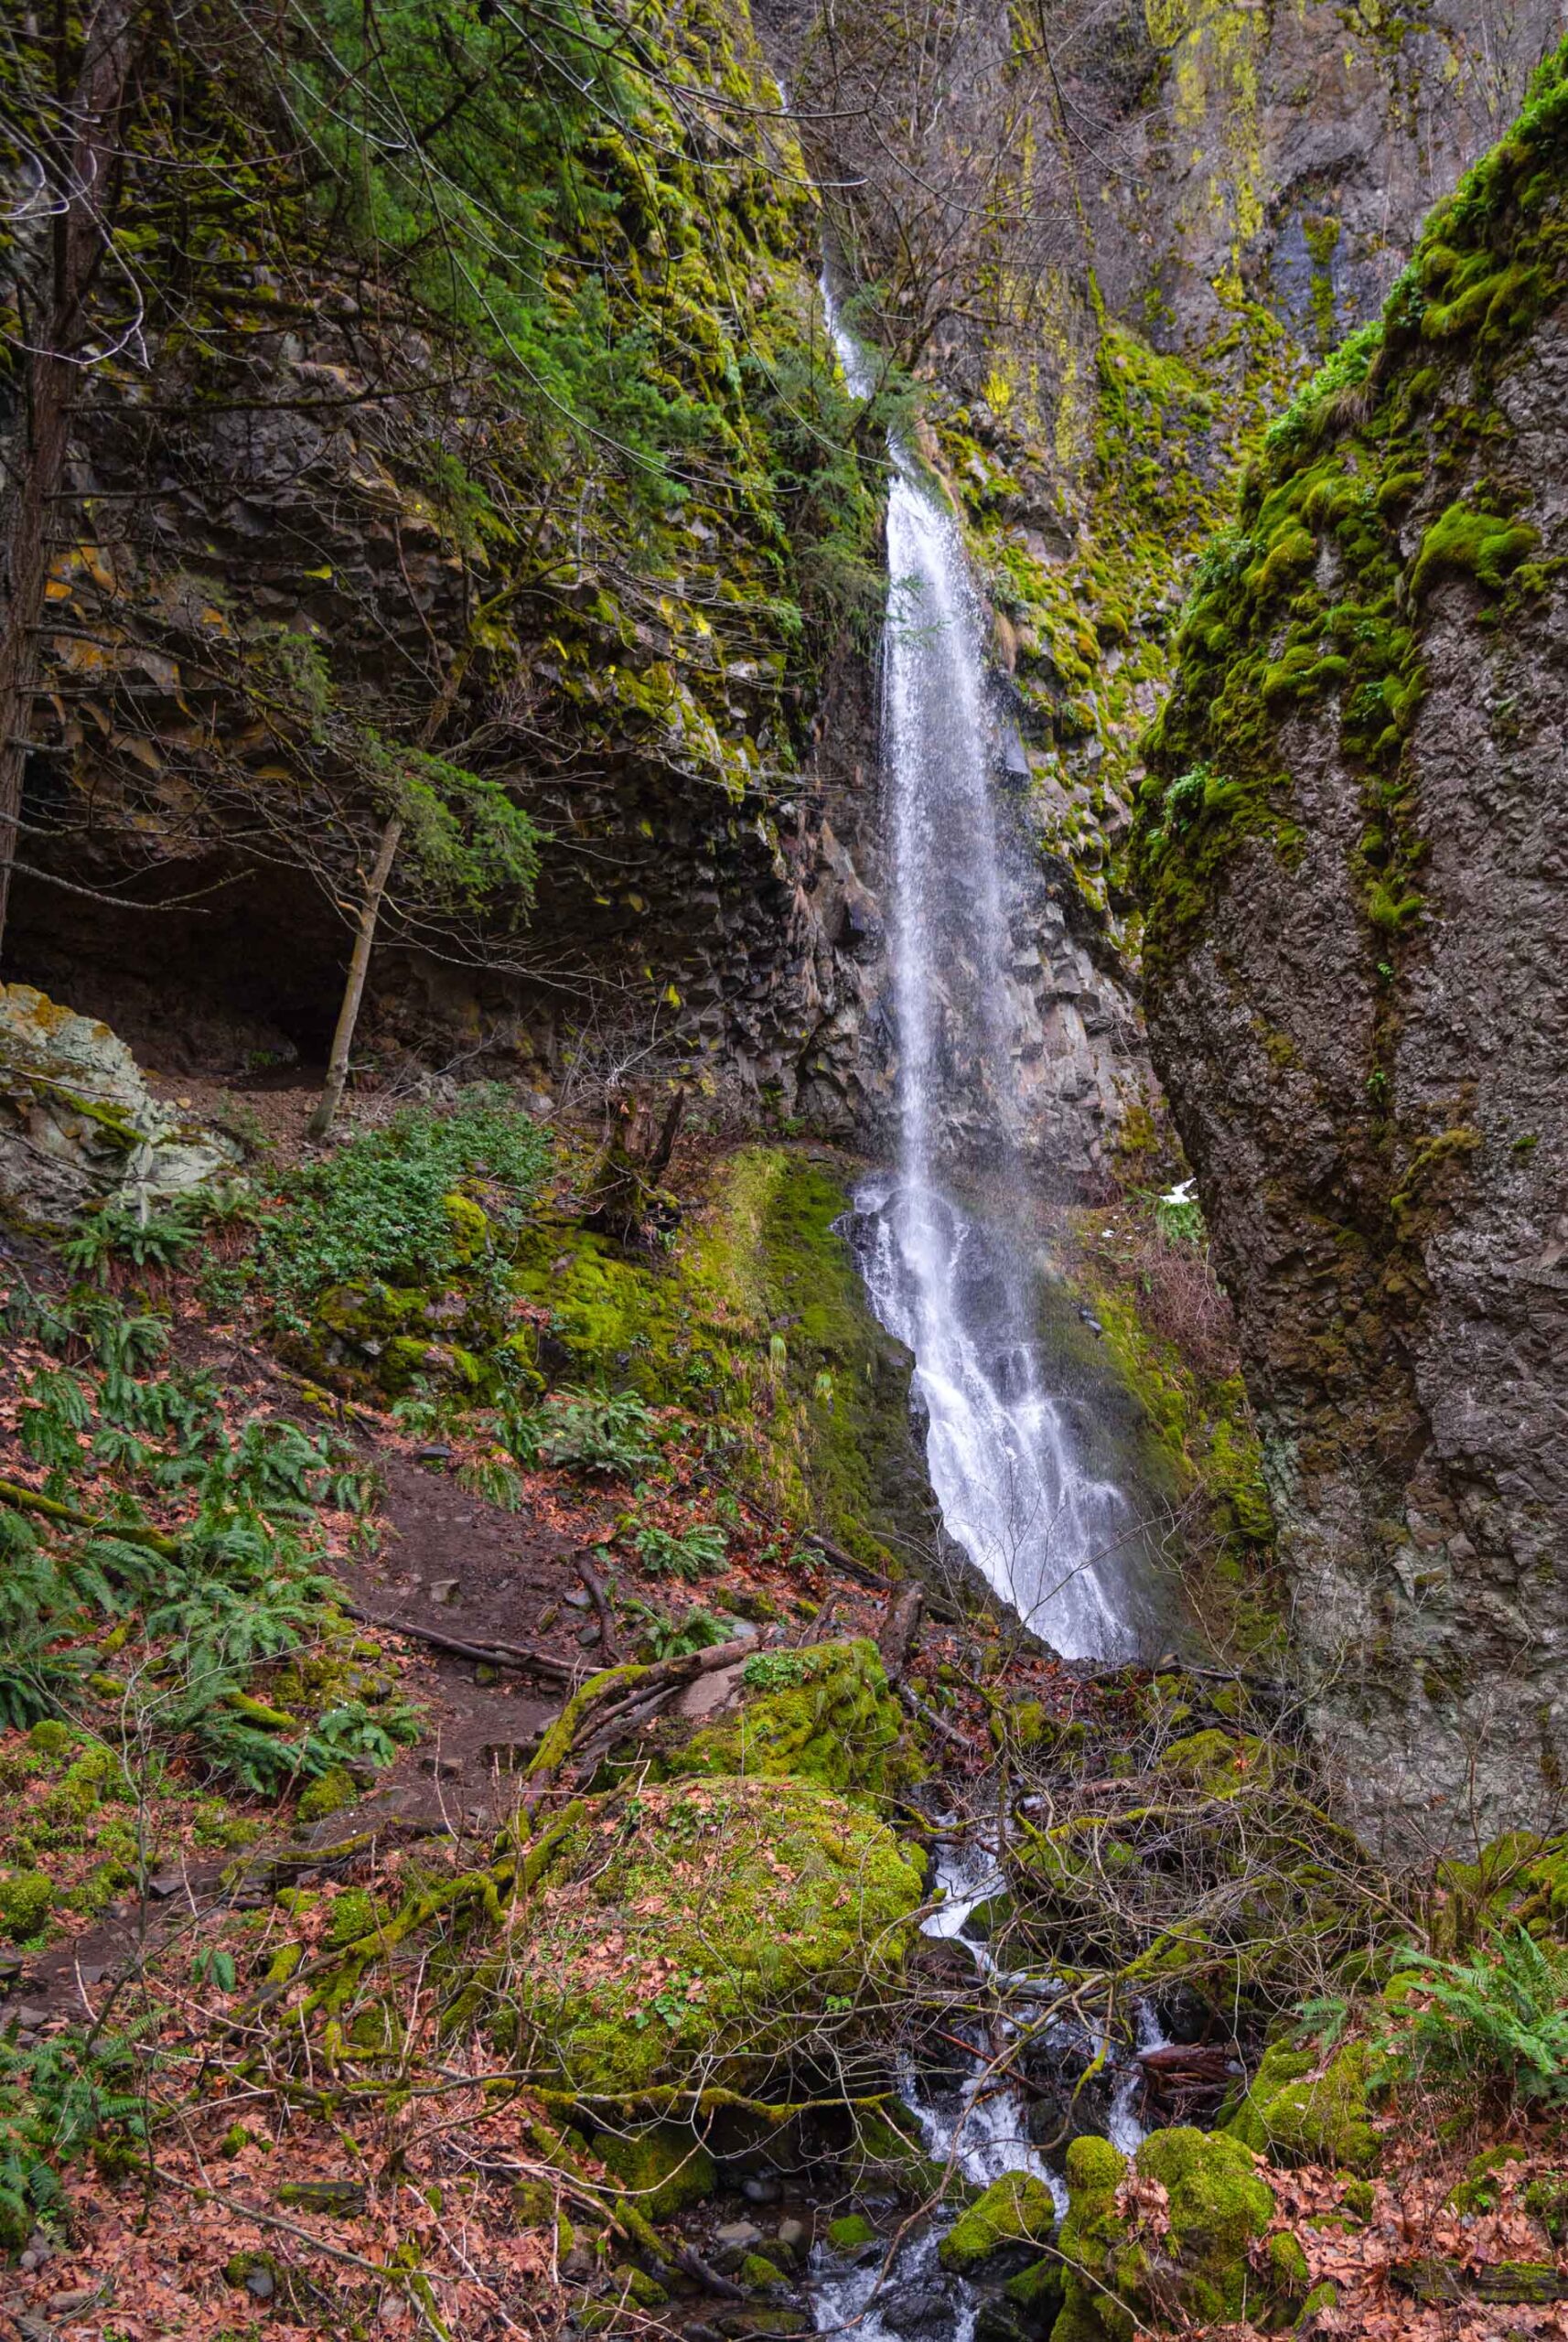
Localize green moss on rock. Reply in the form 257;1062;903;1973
825;2214;877;2252
668;1639;907;1794
1050;2126;1280;2341
296;1765;357;1825
1227;2036;1378;2171
509;1777;925;2096
594;2122;716;2218
939;2170;1058;2274
0;1869;52;1941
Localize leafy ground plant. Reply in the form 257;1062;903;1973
253;1090;551;1327
1399;1928;1568;2109
535;1388;661;1478
0;1280;414;1790
633;1520;726;1580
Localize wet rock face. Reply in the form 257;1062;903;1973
1136;70;1568;1857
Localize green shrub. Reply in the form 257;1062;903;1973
255;1090;550;1322
1400;1929;1568;2107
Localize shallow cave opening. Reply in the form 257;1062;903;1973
5;856;349;1079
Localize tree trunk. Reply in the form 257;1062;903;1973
306;814;403;1142
0;0;139;959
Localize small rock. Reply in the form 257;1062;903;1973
75;1964;110;1987
775;2219;808;2252
563;1587;594;1610
714;2220;765;2251
428;1577;460;1606
474;1662;500;1687
48;2287;98;2315
245;2268;275;2301
577;1624;602;1648
418;1756;464;1780
13;2004;51;2029
415;1445;453;1465
146;1873;186;1900
741;2175;781;2207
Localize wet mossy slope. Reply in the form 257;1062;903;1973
514;1148;930;1569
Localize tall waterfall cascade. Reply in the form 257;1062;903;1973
823;284;1144;1662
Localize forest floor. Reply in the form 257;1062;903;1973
0;1080;1561;2341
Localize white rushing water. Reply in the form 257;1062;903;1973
822;282;1137;1662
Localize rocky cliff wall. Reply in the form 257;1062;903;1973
1135;42;1568;1856
2;0;892;1132
768;0;1562;1192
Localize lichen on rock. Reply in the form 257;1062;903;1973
0;983;238;1229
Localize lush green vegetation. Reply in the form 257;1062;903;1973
0;1279;413;1794
253;1090;552;1323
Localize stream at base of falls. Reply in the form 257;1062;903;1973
806;1835;1167;2342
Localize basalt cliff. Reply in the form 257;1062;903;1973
1136;44;1568;1857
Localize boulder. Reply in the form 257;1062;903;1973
0;983;237;1228
1049;2126;1290;2340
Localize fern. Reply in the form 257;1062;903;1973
633;1520;726;1581
541;1389;661;1478
456;1456;525;1511
1402;1929;1568;2107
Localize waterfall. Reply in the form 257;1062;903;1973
822;284;1139;1662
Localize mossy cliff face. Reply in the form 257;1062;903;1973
1133;44;1568;1856
513;1146;931;1566
6;0;889;1133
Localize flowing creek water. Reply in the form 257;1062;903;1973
808;282;1167;2336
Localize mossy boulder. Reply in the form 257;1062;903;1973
508;1777;925;2095
0;1869;53;1941
825;2214;877;2253
593;2122;716;2218
1226;2036;1378;2172
940;2171;1058;2276
668;1640;908;1795
1050;2126;1281;2341
0;983;239;1227
1155;1729;1271;1794
299;1278;501;1394
296;1766;358;1825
